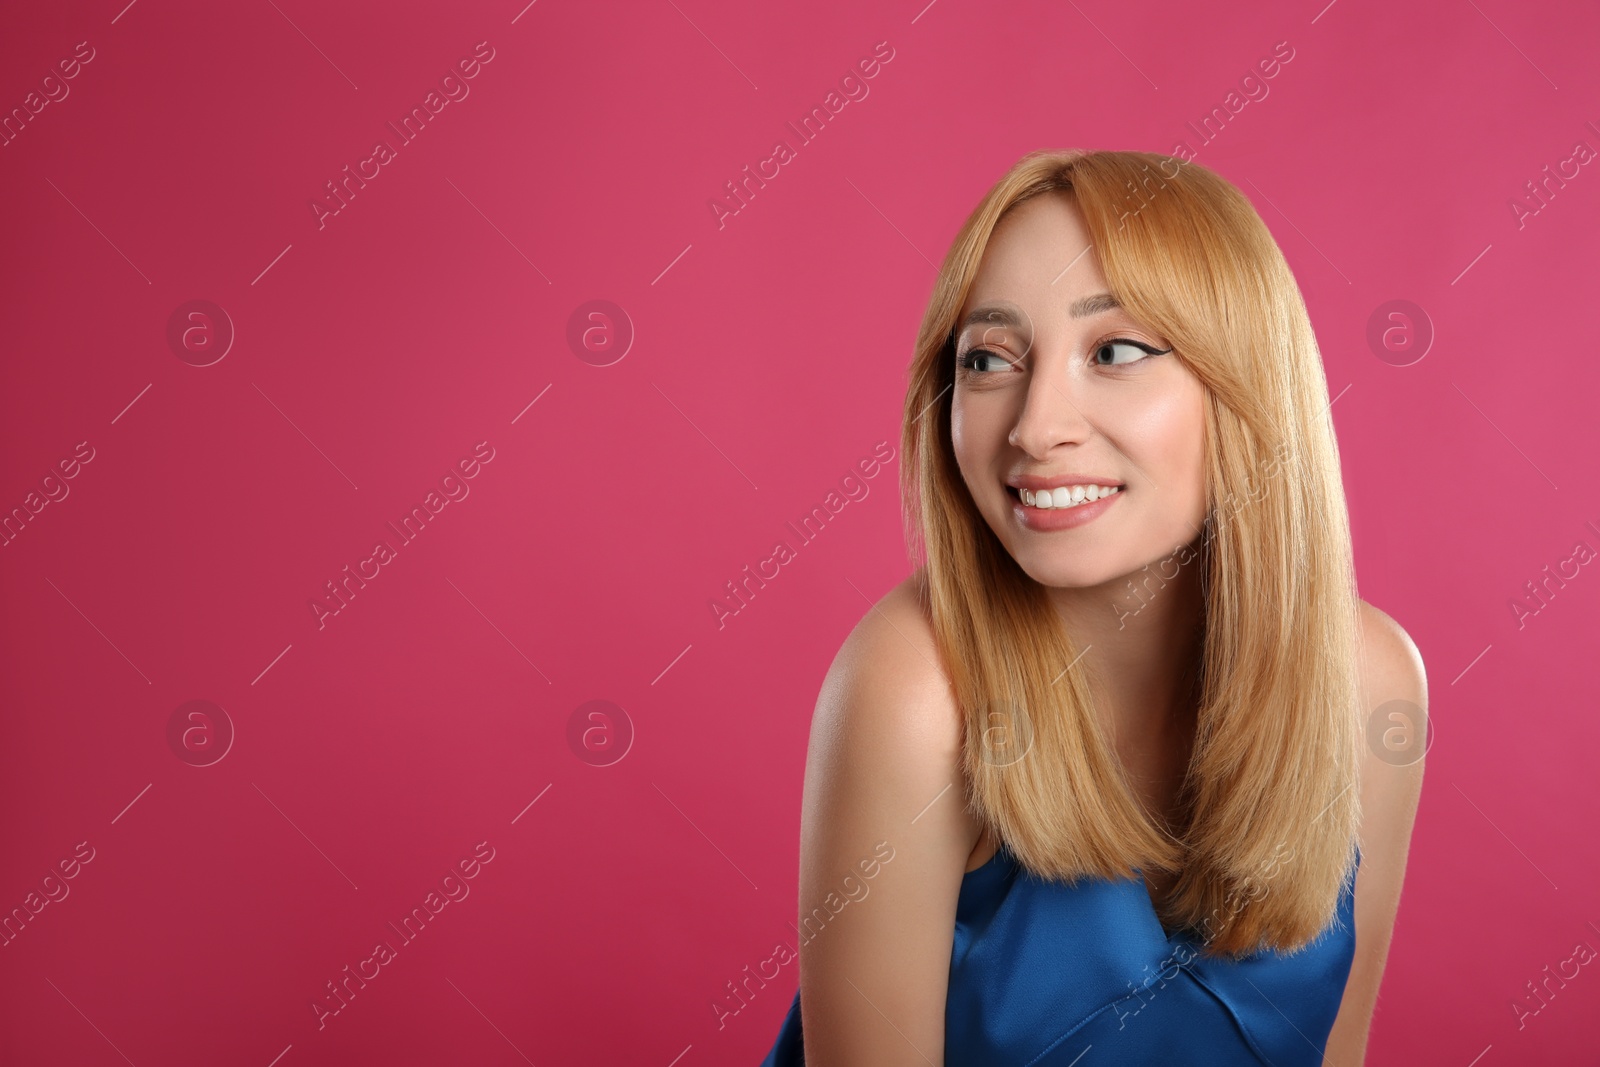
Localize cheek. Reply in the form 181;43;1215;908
950;398;1005;509
1120;393;1206;495
949;398;986;472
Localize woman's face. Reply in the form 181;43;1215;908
950;192;1209;592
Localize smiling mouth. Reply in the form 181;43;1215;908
1005;484;1125;510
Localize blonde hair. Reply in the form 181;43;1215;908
900;149;1361;957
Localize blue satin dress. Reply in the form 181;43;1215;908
759;842;1360;1065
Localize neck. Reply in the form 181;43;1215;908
1046;551;1206;745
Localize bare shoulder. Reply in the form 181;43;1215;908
819;571;954;736
1353;597;1428;838
794;570;981;1063
1356;599;1428;715
804;569;977;854
1325;599;1428;1063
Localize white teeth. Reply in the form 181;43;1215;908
1019;484;1121;510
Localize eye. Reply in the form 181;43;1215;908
1092;338;1172;366
957;348;1021;376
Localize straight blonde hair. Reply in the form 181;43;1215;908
900;149;1361;958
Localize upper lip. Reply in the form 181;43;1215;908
1006;473;1125;491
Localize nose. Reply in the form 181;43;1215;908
1007;360;1095;459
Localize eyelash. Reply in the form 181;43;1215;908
955;337;1173;375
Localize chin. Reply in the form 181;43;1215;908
1011;554;1127;593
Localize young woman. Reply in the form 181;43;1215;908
758;150;1426;1065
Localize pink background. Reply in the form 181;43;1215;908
2;0;1597;1063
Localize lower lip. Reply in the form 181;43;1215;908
1010;488;1123;531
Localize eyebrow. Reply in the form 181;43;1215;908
1068;292;1122;319
957;292;1123;332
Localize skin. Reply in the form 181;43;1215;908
794;192;1425;1065
948;192;1212;868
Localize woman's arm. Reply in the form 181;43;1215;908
795;579;981;1066
1324;601;1428;1065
